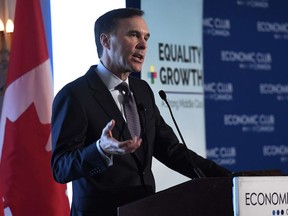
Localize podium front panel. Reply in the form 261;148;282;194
118;177;233;216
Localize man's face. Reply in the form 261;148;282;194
106;16;150;75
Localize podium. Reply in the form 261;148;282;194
118;177;234;216
118;170;284;216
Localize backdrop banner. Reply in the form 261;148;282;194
140;0;205;191
203;0;288;173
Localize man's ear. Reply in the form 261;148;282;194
100;33;110;48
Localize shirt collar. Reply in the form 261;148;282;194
96;61;129;90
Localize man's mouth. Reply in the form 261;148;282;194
132;53;144;62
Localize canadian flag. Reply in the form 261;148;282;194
0;0;70;215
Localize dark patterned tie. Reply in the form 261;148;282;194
116;82;141;137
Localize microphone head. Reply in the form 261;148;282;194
159;90;167;100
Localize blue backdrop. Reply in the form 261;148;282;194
203;0;288;174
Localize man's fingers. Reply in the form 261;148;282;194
118;137;142;153
103;120;115;137
100;122;142;155
106;119;115;130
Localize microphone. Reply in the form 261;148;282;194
159;90;206;178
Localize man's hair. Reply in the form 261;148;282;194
94;8;144;57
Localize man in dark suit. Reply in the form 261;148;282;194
51;8;231;216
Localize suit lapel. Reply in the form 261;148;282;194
85;67;131;139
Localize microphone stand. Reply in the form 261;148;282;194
159;90;206;178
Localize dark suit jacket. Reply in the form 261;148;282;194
51;65;230;216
